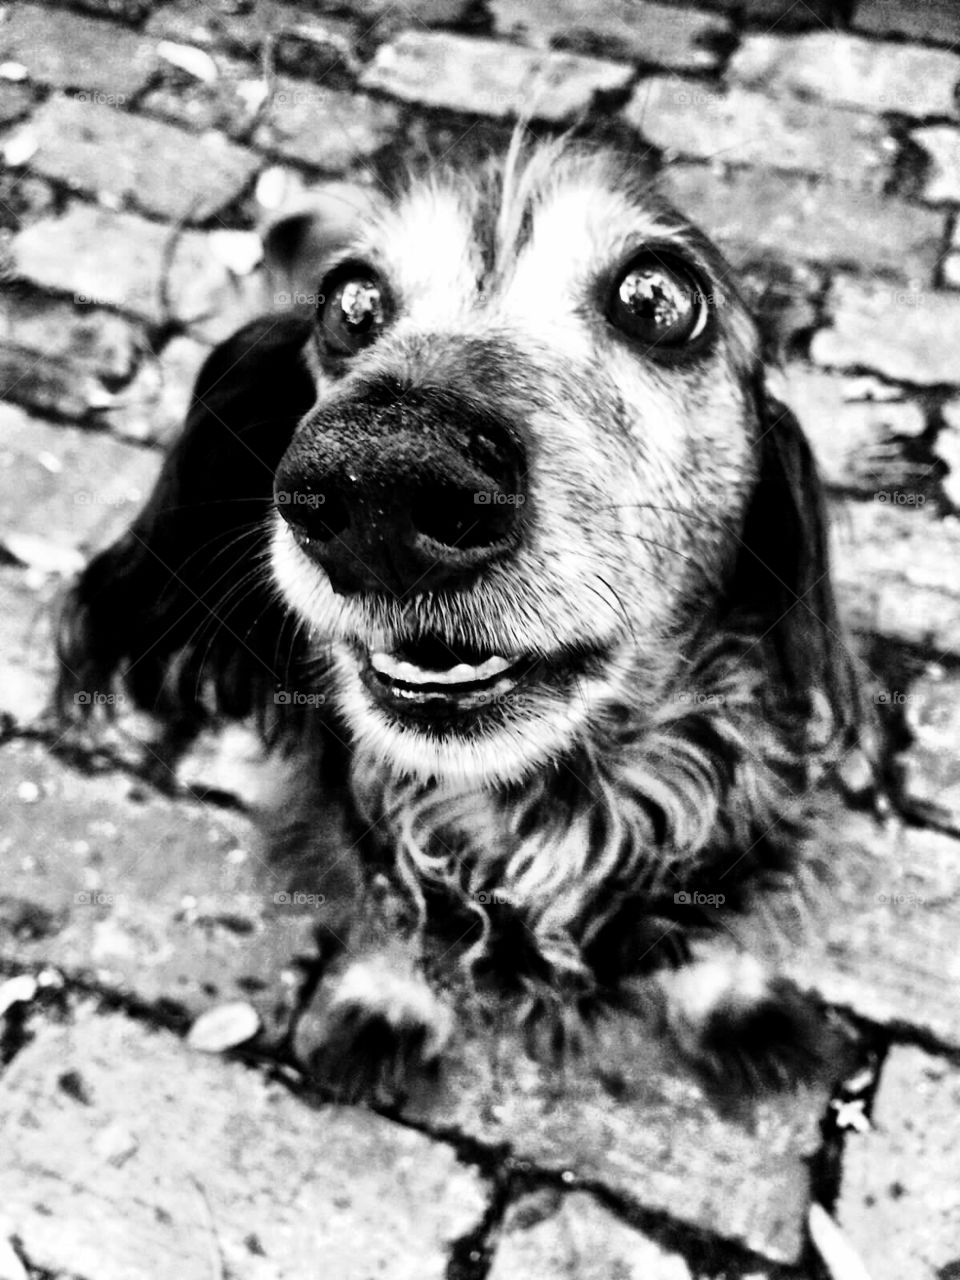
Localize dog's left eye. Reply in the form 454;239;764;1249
318;268;390;356
608;254;709;349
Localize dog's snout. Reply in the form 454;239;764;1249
275;389;526;596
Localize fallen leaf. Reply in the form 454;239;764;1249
0;974;37;1019
808;1203;872;1280
157;41;219;84
188;1001;261;1053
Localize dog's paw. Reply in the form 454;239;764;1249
294;953;453;1105
657;953;833;1093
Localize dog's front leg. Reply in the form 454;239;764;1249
294;872;454;1105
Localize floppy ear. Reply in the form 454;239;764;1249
722;382;863;752
56;312;316;735
261;182;381;304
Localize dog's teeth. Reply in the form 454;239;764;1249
370;650;516;686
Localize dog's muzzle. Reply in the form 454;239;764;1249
274;379;532;720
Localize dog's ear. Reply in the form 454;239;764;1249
261;182;382;304
56;312;316;734
723;382;862;751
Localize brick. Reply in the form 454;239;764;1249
4;96;258;222
0;403;159;561
11;204;269;331
140;50;269;137
0;5;159;98
106;334;209;446
359;31;634;123
897;668;960;831
729;32;960;120
253;80;401;172
854;0;960;45
0;1012;489;1280
0;740;324;1033
0;80;33;125
837;1048;960;1280
659;164;945;284
0;289;144;421
811;275;960;385
491;0;733;72
400;1032;827;1263
746;806;960;1046
0;568;59;725
625;77;895;188
488;1190;692;1280
912;126;960;204
780;366;927;492
830;498;960;652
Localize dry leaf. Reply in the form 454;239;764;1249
808;1203;873;1280
0;975;37;1019
188;1001;260;1053
157;41;219;84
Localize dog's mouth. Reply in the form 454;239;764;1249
355;634;537;722
349;630;612;729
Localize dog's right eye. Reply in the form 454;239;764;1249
317;266;391;357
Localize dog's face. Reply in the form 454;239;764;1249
270;144;764;786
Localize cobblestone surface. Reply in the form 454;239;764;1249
0;1012;489;1280
1;0;960;1277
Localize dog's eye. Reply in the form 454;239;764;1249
318;269;390;356
608;254;709;349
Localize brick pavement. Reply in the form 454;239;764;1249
1;0;960;1276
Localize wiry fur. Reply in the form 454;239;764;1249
55;139;862;1101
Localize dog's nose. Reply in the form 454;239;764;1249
274;390;526;596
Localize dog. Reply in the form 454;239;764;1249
56;137;863;1102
